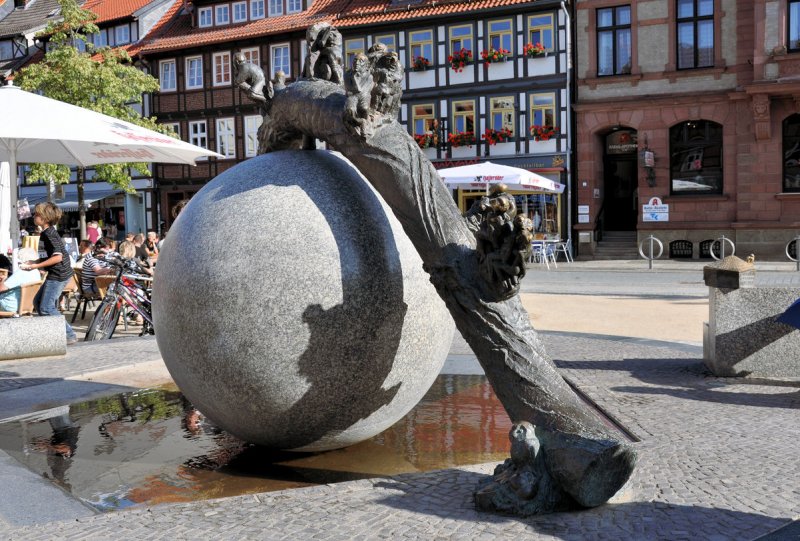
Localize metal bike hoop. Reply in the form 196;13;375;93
709;236;735;261
638;236;664;270
786;236;800;271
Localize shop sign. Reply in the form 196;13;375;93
642;197;669;222
606;130;638;155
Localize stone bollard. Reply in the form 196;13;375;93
0;316;67;361
703;256;800;377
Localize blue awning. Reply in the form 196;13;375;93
26;189;122;212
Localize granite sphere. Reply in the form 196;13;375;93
153;150;455;451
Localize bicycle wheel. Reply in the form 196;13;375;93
84;298;121;341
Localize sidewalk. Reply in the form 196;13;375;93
1;300;798;539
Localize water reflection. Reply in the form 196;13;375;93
0;375;511;511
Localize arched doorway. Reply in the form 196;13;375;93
602;128;638;231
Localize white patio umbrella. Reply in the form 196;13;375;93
437;161;565;194
0;81;223;245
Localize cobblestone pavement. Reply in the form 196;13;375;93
3;331;798;540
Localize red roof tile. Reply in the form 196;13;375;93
83;0;163;24
334;0;543;26
138;0;538;54
139;0;349;54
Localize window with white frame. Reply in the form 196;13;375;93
186;56;203;89
271;43;290;77
189;121;208;149
162;122;180;138
250;0;265;18
244;115;262;157
114;24;131;45
92;29;107;48
213;52;231;86
344;38;365;69
233;1;247;22
216;4;230;25
198;6;213;27
241;46;260;65
269;0;283;16
287;0;301;13
159;59;176;92
490;96;515;135
374;33;396;52
216;118;236;158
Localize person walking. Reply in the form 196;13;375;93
20;203;78;344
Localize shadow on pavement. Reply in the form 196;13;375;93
373;469;791;540
554;357;800;410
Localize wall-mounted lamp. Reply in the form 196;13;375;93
641;145;656;187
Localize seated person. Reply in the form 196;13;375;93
0;248;41;313
81;238;114;294
0;253;12;275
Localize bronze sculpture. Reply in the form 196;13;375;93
236;26;637;513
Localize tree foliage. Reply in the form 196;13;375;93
14;0;165;192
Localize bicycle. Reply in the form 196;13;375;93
84;255;154;341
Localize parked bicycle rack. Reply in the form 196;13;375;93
786;235;800;272
709;235;735;261
638;235;664;270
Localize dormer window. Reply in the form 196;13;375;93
114;25;130;45
287;0;301;14
250;0;265;19
215;4;230;25
198;6;212;27
233;1;247;22
268;0;282;17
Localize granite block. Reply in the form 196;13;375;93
0;316;66;361
153;150;455;451
704;286;800;377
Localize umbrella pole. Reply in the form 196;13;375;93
8;151;18;254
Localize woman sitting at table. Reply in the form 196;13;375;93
0;248;41;313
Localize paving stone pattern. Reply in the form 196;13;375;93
4;332;798;540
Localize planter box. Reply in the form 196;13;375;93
408;69;436;89
486;141;515;156
448;67;475;86
530;138;557;153
526;54;556;77
485;60;514;80
451;145;478;159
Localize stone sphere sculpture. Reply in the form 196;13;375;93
153;150;455;451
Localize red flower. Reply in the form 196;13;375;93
482;127;513;145
523;42;547;58
529;125;558;141
480;48;510;66
448;49;473;72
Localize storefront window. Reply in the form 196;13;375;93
458;191;561;237
783;114;800;192
669;120;723;194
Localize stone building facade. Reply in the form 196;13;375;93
574;0;800;260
